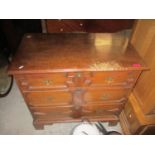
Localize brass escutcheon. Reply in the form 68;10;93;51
76;72;81;78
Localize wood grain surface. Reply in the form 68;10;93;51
8;33;146;75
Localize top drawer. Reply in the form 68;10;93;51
89;71;141;88
15;71;141;91
15;73;68;91
64;71;141;88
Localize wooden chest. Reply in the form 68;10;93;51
8;32;146;129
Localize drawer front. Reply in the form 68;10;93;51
16;73;67;90
24;91;72;106
82;104;122;116
30;103;122;120
15;71;141;91
46;19;85;33
30;106;73;120
90;71;141;88
85;88;130;103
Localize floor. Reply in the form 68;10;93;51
0;80;122;135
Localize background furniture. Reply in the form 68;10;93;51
45;19;134;33
0;19;134;57
120;20;155;134
8;32;146;129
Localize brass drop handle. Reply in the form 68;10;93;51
43;80;52;85
101;94;109;100
105;77;114;84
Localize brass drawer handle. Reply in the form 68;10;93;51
47;96;54;102
101;94;109;100
43;80;52;86
76;72;81;78
105;77;114;84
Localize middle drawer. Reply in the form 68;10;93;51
24;90;72;106
85;88;130;103
24;87;129;107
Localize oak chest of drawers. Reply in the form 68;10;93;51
8;32;146;129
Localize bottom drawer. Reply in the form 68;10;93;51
82;103;123;117
30;106;73;120
30;102;123;120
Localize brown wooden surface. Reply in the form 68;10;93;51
120;93;155;134
46;19;135;33
8;32;146;75
131;20;155;115
25;90;72;106
120;20;155;134
8;32;146;129
15;70;141;91
84;87;130;102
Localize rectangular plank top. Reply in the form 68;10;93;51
8;32;147;74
